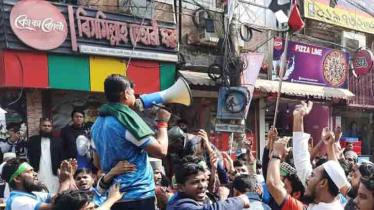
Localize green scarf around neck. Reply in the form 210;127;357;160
99;103;155;140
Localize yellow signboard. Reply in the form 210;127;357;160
304;0;374;34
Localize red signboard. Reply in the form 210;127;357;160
10;0;68;50
274;37;283;50
353;49;374;75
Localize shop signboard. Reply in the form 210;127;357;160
9;0;68;50
272;39;349;88
1;0;178;62
215;124;246;133
353;49;374;75
303;0;374;34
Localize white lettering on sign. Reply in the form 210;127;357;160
14;15;65;32
294;44;323;56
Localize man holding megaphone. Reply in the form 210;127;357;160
91;74;171;210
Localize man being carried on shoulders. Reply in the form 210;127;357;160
91;74;171;210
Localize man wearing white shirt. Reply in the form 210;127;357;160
292;101;350;210
27;118;65;193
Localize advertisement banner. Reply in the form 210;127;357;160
272;39;349;88
303;0;374;34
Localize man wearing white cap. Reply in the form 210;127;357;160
344;151;357;171
0;152;16;202
293;101;350;210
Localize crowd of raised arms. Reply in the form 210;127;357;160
0;74;373;210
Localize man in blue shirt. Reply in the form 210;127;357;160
91;74;171;210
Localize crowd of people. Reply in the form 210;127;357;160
0;74;373;210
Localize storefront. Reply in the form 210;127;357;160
331;49;374;158
266;39;354;150
0;0;178;137
179;39;356;158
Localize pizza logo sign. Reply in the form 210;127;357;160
10;0;68;50
322;51;348;87
274;37;283;50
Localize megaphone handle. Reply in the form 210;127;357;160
152;103;172;113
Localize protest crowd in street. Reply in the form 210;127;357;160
0;74;373;210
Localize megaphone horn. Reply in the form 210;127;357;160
139;77;192;109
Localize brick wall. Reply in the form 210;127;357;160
26;89;43;137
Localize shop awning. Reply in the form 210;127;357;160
179;70;355;100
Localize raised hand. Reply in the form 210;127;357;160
273;137;291;157
108;183;126;202
197;130;210;150
334;125;342;143
322;129;335;147
69;159;78;176
222;152;234;173
267;127;278;149
218;186;230;201
210;152;218;170
293;101;313;117
244;140;255;162
58;160;72;183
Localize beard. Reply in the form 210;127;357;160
23;179;46;193
300;194;315;204
347;186;358;198
40;131;52;138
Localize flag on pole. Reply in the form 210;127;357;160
268;0;291;24
288;1;305;32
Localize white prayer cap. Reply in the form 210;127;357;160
322;160;351;190
345;151;358;159
149;157;162;171
3;153;16;161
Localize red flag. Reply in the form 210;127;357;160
288;1;305;32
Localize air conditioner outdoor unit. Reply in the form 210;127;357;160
341;31;366;51
198;10;219;45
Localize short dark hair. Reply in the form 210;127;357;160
315;157;327;167
237;153;247;162
359;162;374;178
233;174;257;194
2;157;29;188
286;172;305;197
6;123;20;132
338;159;350;176
104;74;134;103
174;156;205;185
74;168;93;179
322;169;340;197
53;190;94;210
71;109;85;119
234;160;246;167
360;175;374;196
177;119;189;125
256;159;262;169
346;142;353;146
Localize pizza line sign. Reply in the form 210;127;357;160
272;39;349;89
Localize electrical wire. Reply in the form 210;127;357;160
8;54;24;106
125;0;154;70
